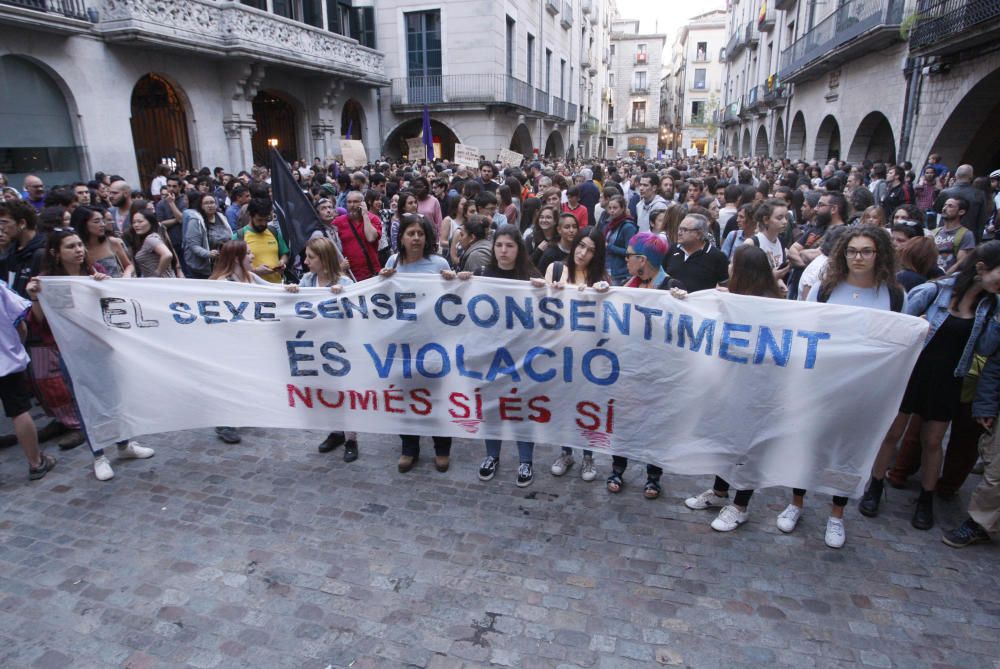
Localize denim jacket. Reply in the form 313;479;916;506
905;277;1000;377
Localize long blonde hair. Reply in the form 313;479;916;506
305;237;344;280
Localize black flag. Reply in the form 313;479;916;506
269;147;320;261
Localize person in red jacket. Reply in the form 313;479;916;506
562;185;588;230
333;190;382;280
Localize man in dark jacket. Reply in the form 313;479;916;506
664;213;728;292
0;200;46;298
935;164;989;241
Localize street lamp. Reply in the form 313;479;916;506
267;138;279;148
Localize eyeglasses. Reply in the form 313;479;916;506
677;226;699;233
845;248;876;259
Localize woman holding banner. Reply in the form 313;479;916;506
25;230;155;481
683;245;783;532
288;238;358;462
606;232;684;499
447;225;543;486
380;214;453;474
535;227;610;482
862;240;1000;532
772;226;904;547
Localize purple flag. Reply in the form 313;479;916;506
422;106;435;161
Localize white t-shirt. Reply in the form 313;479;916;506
797;254;829;300
753;232;785;269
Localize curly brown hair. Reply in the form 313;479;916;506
818;225;900;298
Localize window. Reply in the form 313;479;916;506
506;17;515;76
560;59;566;97
691;101;704;122
635;43;647;64
302;0;322;28
696;41;707;61
405;10;441;79
271;0;295;20
631;101;646;127
694;68;706;90
633;71;647;91
545;48;552;92
608;103;613;121
350;6;375;48
527;34;535;85
719;46;727;62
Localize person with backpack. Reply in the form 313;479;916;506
744;198;792;293
934;197;974;274
777;227;905;548
232;198;289;283
861;240;1000;532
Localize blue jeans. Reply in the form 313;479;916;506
484;439;534;463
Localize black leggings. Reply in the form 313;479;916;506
400;435;451;457
714;476;754;508
793;488;848;507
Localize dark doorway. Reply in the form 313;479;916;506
252;90;298;165
130;74;192;192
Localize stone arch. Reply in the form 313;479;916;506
846;111;896;164
544;130;565;159
926;67;1000;173
788;111;806;160
815;115;841;162
251;89;302;164
130;73;194;191
740;127;751;156
0;54;84;185
382;117;460;161
773;117;786;157
755;125;769;157
510;123;533;155
340;99;365;143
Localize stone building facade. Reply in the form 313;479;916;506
608;19;665;160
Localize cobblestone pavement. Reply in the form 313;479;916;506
1;410;999;669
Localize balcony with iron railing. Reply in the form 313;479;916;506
626;121;649;132
726;21;750;59
758;3;777;31
96;0;386;82
779;0;904;84
763;76;788;106
635;52;648;65
688;114;707;127
0;0;92;32
567;103;578;122
389;75;576;122
746;84;765;112
630;83;650;95
722;100;741;125
581;114;600;134
909;0;1000;57
581;48;593;69
745;19;759;46
775;0;797;9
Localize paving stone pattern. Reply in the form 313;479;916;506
1;415;998;668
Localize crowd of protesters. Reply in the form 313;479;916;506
2;153;1000;552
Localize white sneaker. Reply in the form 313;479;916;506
711;505;749;532
580;456;597;482
684;488;728;510
550;452;575;476
825;517;846;549
776;504;802;533
93;455;114;481
117;441;155;459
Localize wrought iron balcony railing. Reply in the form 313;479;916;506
909;0;1000;56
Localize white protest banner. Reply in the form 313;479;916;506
453;144;480;168
40;276;928;497
406;138;426;162
340;139;368;168
497;148;524;167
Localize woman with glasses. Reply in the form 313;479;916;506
861;240;1000;532
777;227;905;548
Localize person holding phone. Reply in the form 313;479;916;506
332;189;382;281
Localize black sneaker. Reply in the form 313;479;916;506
516;462;534;488
479;456;498;481
28;453;57;481
343;440;359;463
859;478;884;517
942;518;991;548
911;494;934;530
318;432;346;453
